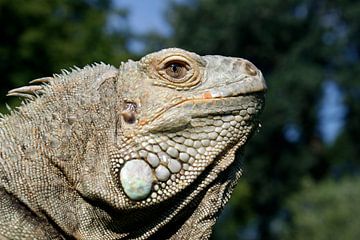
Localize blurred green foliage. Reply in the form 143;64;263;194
0;0;132;111
1;0;360;239
281;177;360;240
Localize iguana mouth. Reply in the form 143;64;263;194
140;74;266;126
200;75;267;99
143;91;265;126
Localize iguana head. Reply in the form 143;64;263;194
111;48;266;206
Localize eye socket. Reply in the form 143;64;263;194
164;61;188;80
152;52;204;89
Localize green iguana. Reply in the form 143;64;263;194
0;48;266;239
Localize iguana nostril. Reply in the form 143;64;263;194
244;61;258;76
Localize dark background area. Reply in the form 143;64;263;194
0;0;359;239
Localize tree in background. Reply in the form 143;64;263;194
0;0;131;111
281;176;360;240
146;0;360;239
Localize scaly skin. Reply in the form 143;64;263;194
0;48;266;239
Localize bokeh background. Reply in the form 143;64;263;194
1;0;359;239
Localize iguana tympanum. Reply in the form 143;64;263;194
0;48;266;239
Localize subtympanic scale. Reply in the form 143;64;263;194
120;159;154;200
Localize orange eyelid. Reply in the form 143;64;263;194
202;91;213;99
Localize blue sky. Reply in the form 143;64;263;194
113;0;174;52
318;81;346;144
114;0;172;35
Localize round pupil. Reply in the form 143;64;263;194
163;60;190;81
165;62;187;79
170;63;180;73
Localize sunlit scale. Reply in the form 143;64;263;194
110;102;262;202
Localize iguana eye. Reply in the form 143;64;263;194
155;54;194;84
147;50;205;89
164;61;188;81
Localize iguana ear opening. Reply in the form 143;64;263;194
121;101;137;124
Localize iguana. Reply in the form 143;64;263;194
0;48;266;239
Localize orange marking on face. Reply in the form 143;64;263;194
202;91;213;99
138;119;148;126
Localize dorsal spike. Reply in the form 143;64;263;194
29;77;53;84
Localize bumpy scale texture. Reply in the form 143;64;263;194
0;48;266;239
